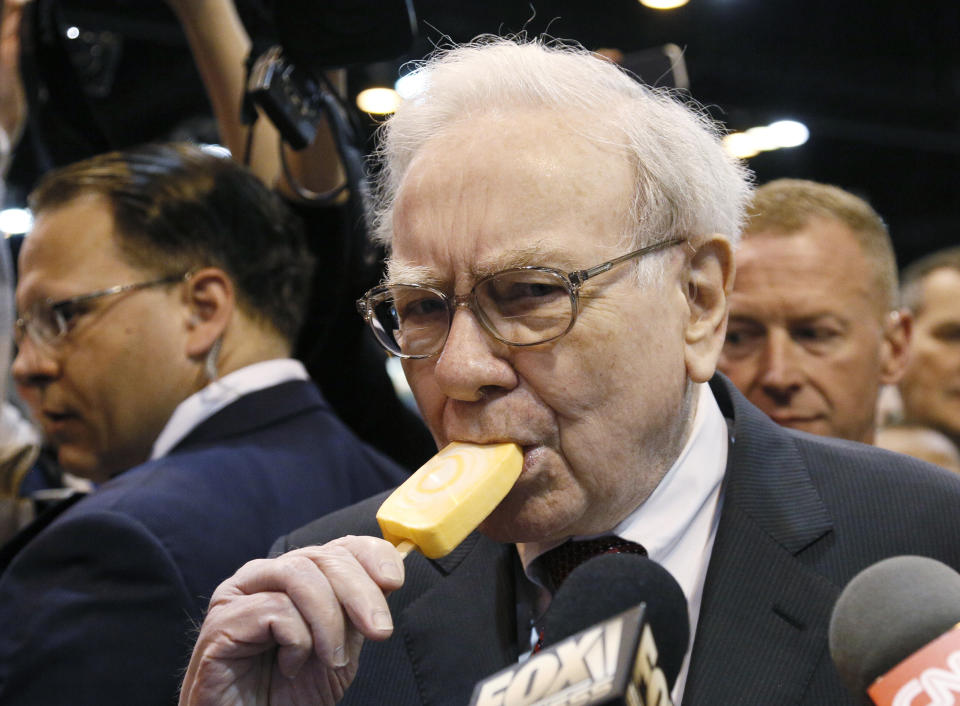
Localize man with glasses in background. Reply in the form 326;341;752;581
178;39;960;705
0;142;407;706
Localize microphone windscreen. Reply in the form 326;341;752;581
828;555;960;700
540;553;690;689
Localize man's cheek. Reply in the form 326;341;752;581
14;386;41;417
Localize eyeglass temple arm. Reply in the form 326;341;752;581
58;273;190;308
569;237;686;288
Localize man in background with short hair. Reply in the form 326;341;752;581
0;142;407;706
718;178;910;444
897;246;960;449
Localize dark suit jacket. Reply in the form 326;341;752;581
0;379;408;706
274;375;960;705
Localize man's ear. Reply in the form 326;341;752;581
183;267;235;359
683;235;735;383
879;307;912;385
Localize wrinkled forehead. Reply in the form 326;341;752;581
386;111;635;287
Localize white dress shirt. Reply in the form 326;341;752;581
150;358;309;460
516;381;729;704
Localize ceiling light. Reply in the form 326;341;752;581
744;126;780;152
767;120;810;148
356;87;402;115
723;119;809;159
723;133;760;159
639;0;690;9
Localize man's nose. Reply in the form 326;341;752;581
11;335;60;390
432;308;517;402
759;329;804;399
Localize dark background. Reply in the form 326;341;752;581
8;0;959;268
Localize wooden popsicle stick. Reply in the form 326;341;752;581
395;539;416;558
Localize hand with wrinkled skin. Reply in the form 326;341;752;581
178;536;404;706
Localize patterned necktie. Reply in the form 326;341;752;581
538;536;648;594
532;536;648;653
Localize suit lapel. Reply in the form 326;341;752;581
0;491;86;572
400;533;519;706
682;377;838;705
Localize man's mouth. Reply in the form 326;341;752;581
769;413;822;425
41;410;77;434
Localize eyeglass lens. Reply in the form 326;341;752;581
16;303;67;347
370;269;576;357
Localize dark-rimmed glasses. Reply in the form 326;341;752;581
15;273;190;349
357;237;684;359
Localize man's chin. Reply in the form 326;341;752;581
56;447;109;484
479;505;556;545
933;401;960;442
777;417;874;445
479;495;583;546
766;413;830;437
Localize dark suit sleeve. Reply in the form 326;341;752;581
269;491;390;557
0;510;200;706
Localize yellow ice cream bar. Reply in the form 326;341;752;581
377;441;523;559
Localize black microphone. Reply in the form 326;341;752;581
469;553;689;706
541;553;690;684
829;555;960;705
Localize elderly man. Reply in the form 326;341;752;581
0;143;407;705
897;246;960;449
717;178;910;444
179;40;960;706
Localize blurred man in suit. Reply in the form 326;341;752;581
177;40;960;706
718;178;910;444
0;142;407;705
874;423;960;473
897;246;960;449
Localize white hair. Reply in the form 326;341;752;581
370;36;753;260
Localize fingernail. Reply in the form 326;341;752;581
373;609;393;631
332;645;348;668
380;560;402;581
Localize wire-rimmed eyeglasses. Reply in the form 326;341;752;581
15;273;190;349
357;237;685;359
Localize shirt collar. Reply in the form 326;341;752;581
150;358;309;460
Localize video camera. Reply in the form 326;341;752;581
247;0;417;151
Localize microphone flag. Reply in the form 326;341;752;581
867;624;960;706
468;603;674;706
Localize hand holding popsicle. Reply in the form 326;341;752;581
179;442;523;705
178;536;404;706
